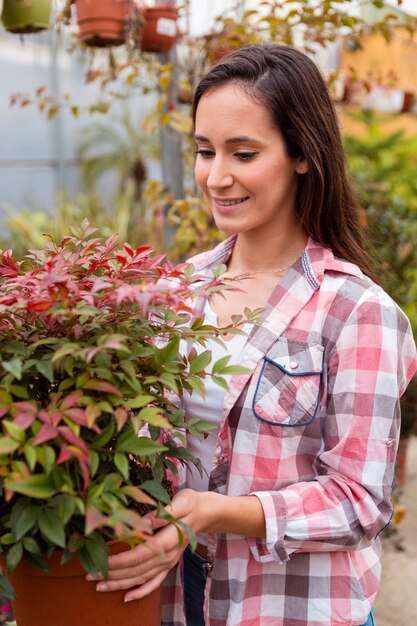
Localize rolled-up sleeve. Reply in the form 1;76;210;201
248;290;417;563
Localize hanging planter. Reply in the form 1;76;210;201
140;3;178;53
0;543;162;626
1;0;52;34
75;0;135;48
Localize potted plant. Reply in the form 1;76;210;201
73;0;140;48
0;220;241;626
139;3;178;53
1;0;52;34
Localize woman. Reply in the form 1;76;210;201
92;44;417;626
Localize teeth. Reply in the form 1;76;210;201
217;198;246;206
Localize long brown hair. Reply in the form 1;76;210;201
193;43;377;282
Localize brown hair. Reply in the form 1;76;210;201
193;43;377;281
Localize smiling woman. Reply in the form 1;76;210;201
98;44;417;626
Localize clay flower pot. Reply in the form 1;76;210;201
1;0;52;34
0;543;161;626
140;3;178;53
75;0;131;47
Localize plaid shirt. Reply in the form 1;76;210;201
162;236;417;626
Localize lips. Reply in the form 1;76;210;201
213;197;249;207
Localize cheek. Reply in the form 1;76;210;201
194;161;208;191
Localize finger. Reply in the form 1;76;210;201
124;571;168;602
107;542;159;570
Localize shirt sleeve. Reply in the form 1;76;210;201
248;290;417;564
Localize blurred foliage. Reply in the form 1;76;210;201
344;111;417;327
344;111;417;437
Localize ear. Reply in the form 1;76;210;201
295;158;308;174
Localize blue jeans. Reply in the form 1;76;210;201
182;547;375;626
361;609;375;626
183;546;209;626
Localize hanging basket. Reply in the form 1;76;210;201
75;0;133;48
1;0;52;34
0;543;161;626
140;3;178;53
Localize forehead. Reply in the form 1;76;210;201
195;83;276;134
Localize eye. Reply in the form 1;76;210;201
235;151;258;161
194;148;214;159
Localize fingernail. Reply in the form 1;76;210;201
86;575;96;581
97;583;107;592
124;596;133;603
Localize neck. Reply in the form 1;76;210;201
228;231;308;275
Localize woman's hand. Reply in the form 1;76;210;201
88;489;203;602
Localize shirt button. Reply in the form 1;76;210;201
289;360;298;369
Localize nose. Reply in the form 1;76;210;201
206;156;234;191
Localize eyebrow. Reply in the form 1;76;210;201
194;134;261;145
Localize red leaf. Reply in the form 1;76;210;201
32;423;58;445
58;426;89;455
27;300;53;312
64;408;87;426
114;406;128;432
56;444;72;464
61;391;83;410
84;380;122;397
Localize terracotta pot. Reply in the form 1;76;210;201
0;543;161;626
1;0;52;34
75;0;131;48
140;4;178;53
402;91;414;113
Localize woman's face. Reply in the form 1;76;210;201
194;83;307;238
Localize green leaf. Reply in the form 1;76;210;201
3;420;25;443
2;358;22;380
118;434;168;456
86;537;109;578
218;365;252;376
9;384;29;400
93;422;115;447
24;444;37;471
0;574;16;600
139;480;170;504
212;355;231;375
58;378;75;392
21;550;49;572
155;336;180;366
125;395;156;409
6;475;56;498
159;372;179;393
38;509;66;548
0;438;19;454
14;505;40;541
37;445;56;475
187;377;206;397
114;452;129;480
54;494;76;526
36;360;54;383
89;449;99;477
189;350;212;375
22;536;42;555
7;541;23;572
211;375;229;391
51;344;81;363
137;407;171;428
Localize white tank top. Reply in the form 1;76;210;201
184;300;252;544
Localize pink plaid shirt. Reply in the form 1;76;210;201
162;236;417;626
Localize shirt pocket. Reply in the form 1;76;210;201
252;338;324;426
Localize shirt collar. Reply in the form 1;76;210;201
191;235;364;285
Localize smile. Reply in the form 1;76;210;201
214;197;249;206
